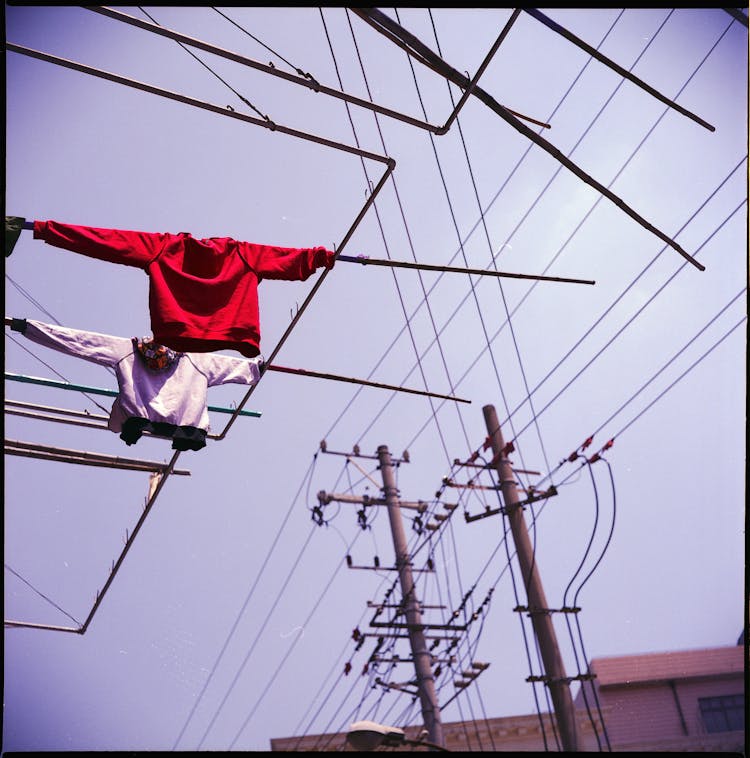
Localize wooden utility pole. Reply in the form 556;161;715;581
376;444;445;750
482;405;582;752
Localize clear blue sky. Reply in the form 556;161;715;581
4;6;747;752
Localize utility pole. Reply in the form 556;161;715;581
482;405;582;752
376;444;445;750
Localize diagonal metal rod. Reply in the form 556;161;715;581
723;8;749;26
3;371;262;418
337;254;595;285
5;43;394;167
523;8;715;132
436;9;552;133
349;7;705;272
266;364;471;403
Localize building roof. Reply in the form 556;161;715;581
590;644;744;687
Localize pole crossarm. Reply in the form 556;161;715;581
359;631;461;642
368;619;469;632
319;443;410;464
318;490;429;513
349;7;706;271
464;485;558;522
337;254;595;285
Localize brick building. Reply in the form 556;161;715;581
270;643;745;751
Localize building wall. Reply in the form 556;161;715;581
270;645;745;751
576;646;745;751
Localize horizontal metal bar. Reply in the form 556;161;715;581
442;478;501;491
337;254;595;285
319;447;409;464
4;400;217;442
4;372;262;418
464;486;558;522
318;491;428;512
4;619;83;633
5;439;191;475
369;620;468;632
368;601;447;610
452;458;540;475
5;407;111;430
5;399;109;420
360;632;461;641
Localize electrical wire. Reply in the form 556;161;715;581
512;200;745;441
425;6;554;479
4;562;82;627
137;6;270;121
320;8;456;466
172;454;320;749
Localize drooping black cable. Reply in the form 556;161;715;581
559;460;607;751
211;6;320;84
137;6;270;121
569;458;619;751
4;562;82;627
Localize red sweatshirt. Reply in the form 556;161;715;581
34;220;336;357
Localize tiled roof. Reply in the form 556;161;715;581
590;645;744;687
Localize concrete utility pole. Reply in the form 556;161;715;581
376;444;445;750
482;405;582;752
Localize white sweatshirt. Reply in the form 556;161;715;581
16;319;263;450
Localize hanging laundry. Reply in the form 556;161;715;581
5;216;25;257
28;220;336;357
9;318;264;451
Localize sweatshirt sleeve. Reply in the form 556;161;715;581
190;354;264;387
240;241;336;281
33;220;167;268
15;318;131;367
